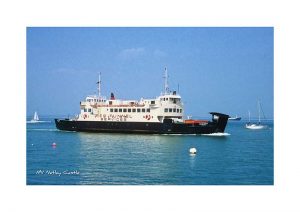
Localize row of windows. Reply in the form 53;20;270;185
87;99;105;103
84;107;182;113
109;108;151;113
160;97;180;102
164;108;182;113
84;108;151;113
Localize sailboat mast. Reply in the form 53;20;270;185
248;110;251;123
258;101;261;124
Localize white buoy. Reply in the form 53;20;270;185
189;147;197;154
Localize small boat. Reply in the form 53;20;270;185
228;115;241;121
32;111;39;122
245;101;267;130
27;111;50;123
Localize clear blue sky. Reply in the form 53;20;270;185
27;27;273;119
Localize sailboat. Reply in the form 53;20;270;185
27;111;40;123
32;111;39;122
27;111;49;123
245;101;267;130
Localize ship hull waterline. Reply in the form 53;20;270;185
55;113;229;135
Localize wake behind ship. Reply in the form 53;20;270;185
55;68;229;134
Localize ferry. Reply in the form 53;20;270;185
55;68;229;134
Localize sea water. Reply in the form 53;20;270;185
26;118;273;185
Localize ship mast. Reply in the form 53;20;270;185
97;72;101;99
163;67;169;95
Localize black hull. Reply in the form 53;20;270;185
55;112;229;135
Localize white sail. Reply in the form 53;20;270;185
33;111;39;121
27;111;50;123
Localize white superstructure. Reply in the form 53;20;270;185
76;68;184;123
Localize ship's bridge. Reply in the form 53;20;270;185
155;91;184;122
80;95;107;108
159;92;182;104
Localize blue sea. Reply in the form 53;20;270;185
26;118;273;185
